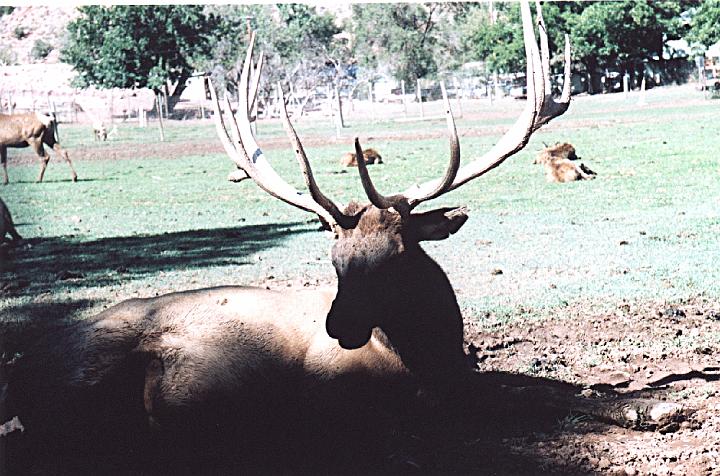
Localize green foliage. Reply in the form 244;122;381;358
459;1;694;79
202;5;343;99
351;4;442;84
0;6;14;16
687;0;720;47
61;6;219;94
569;1;688;66
460;3;524;74
30;39;53;60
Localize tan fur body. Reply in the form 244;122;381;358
0;112;77;184
340;148;383;167
535;142;596;183
5;285;412;472
0;197;21;243
534;142;577;164
544;159;596;183
5;204;469;473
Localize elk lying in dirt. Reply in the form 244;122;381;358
340;147;383;167
0;112;78;184
0;197;21;244
2;6;683;474
536;142;596;183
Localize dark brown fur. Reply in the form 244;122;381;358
340;148;383;167
0;112;78;184
3;201;476;473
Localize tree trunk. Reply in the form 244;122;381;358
334;85;345;129
155;93;165;142
167;73;191;114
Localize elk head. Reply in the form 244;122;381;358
210;0;571;356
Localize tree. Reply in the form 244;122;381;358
62;6;219;106
687;0;720;48
460;3;523;75
350;4;443;86
459;1;695;94
202;5;345;119
568;1;695;91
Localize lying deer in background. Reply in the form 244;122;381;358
0;112;78;184
0;197;21;244
535;142;596;182
2;5;681;474
340;147;383;167
534;142;578;164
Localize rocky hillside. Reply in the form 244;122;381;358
0;6;78;65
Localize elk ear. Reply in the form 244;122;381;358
409;207;468;242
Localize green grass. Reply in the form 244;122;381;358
1;85;719;322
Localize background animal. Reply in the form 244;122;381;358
340;147;383;167
93;121;107;141
534;142;578;164
0;197;21;244
0;112;78;184
535;142;596;183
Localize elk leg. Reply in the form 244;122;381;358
52;143;77;182
143;358;164;430
28;139;50;183
1;147;7;185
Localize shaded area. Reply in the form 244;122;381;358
1;299;690;476
0;221;313;297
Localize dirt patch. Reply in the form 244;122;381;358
454;295;720;475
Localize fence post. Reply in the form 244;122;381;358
637;76;647;106
417;79;424;119
453;77;463;118
622;75;629;100
155;93;165;142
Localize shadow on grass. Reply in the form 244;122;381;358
0;221;314;297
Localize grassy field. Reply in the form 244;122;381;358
1;84;719;325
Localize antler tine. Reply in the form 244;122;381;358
534;0;571;129
248;50;264;117
354;137;411;216
210;40;342;229
405;81;461;209
401;0;565;201
277;82;356;229
536;1;552;97
238;31;256;119
208;78;247;172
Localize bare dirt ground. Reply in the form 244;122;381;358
460;295;720;475
255;277;720;475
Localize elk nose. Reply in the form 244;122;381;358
325;308;341;340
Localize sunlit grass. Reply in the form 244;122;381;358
1;84;719;322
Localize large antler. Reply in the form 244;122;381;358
210;32;354;231
355;0;571;213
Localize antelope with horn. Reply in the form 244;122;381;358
6;4;677;474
